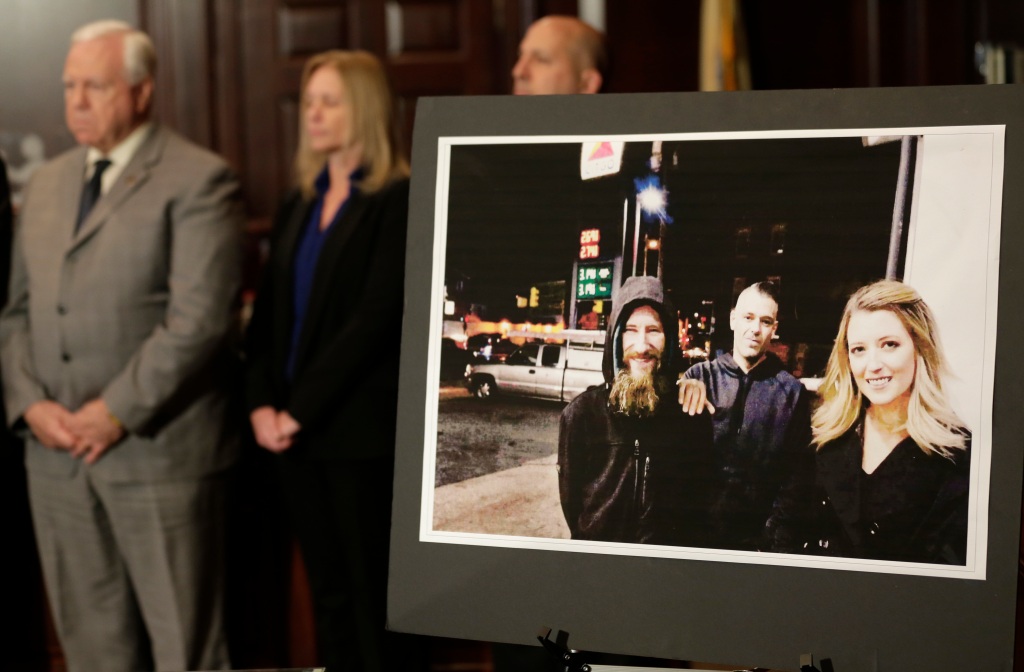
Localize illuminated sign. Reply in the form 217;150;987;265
576;263;613;299
579;228;601;260
580;141;625;180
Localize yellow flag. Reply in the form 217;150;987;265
699;0;751;91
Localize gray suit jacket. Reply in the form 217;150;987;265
0;124;243;483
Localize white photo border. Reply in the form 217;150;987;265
421;125;1003;582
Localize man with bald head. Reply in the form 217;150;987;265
512;14;606;95
0;19;241;671
682;281;814;553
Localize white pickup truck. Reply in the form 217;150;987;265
464;330;605;402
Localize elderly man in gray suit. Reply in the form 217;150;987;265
0;19;242;672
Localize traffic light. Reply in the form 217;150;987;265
529;286;539;308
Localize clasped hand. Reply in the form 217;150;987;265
250;406;301;453
24;398;126;465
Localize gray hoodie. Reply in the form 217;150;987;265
602;275;681;384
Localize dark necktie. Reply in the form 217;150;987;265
75;158;112;231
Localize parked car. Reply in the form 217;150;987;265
465;333;519;362
465;331;605;402
439;338;473;382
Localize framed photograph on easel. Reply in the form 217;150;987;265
389;85;1024;670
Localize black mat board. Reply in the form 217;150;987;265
389;85;1024;672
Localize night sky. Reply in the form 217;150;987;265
442;136;902;364
444;142;626;317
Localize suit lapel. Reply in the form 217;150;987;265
69;126;162;253
56;149;89;247
278;197;312;271
314;191;370;284
292;191;371;369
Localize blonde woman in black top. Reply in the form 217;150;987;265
810;279;970;565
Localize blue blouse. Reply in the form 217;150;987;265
286;166;361;380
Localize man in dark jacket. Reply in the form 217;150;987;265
558;276;714;545
683;281;813;552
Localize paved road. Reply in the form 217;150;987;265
434;393;562;487
431;389;570;539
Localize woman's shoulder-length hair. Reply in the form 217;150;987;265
294;49;410;198
811;278;968;457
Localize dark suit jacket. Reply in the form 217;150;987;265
244;177;410;460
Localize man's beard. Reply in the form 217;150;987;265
609;357;668;418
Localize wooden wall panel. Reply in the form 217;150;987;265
211;0;245;174
141;0;215;146
238;0;285;218
277;5;347;56
395;2;460;51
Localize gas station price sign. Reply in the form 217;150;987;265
579;228;600;260
577;262;613;299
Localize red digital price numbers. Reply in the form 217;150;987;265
579;229;600;260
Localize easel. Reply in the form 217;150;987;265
537;627;834;672
537;627;591;672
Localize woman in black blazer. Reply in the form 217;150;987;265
244;50;417;670
809;280;971;565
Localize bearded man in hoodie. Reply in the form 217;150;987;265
557;276;715;545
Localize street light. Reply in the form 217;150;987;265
637;182;667;218
632;175;671;278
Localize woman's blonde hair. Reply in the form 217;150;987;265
294;50;409;197
811;279;967;456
